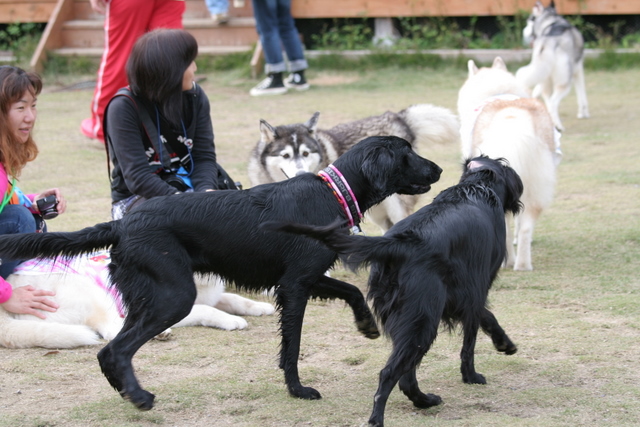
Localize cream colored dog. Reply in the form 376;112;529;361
458;57;560;271
0;252;275;349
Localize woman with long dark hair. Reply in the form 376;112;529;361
104;29;234;220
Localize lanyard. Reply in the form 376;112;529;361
0;177;16;214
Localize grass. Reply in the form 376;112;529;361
0;64;639;426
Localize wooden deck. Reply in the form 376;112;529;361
3;0;640;24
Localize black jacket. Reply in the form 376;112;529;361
105;83;219;203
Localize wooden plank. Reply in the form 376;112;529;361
29;0;75;72
291;0;640;18
6;0;640;23
0;1;57;23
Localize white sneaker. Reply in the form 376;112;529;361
250;75;288;97
211;13;228;25
284;72;310;91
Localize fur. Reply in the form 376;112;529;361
247;105;459;231
458;57;559;270
516;0;589;131
264;155;523;427
0;136;442;410
0;255;275;349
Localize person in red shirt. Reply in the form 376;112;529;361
80;0;186;142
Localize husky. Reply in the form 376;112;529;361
247;105;459;231
516;0;589;131
458;57;560;271
0;252;275;349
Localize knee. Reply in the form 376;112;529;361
0;205;37;235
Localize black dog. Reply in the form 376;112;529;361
266;156;522;427
0;136;441;411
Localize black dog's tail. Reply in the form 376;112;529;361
0;221;120;262
262;219;413;271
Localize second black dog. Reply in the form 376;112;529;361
266;156;523;427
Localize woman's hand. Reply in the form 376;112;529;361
89;0;108;14
35;188;67;214
1;285;58;319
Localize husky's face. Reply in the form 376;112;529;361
522;1;557;46
258;113;324;182
264;140;323;181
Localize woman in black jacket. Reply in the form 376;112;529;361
104;29;233;220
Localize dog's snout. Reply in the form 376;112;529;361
295;170;307;177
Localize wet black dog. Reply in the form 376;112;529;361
0;136;441;411
266;156;522;427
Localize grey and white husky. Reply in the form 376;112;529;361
247;105;459;231
516;0;589;131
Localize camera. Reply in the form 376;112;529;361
161;173;189;192
36;195;59;220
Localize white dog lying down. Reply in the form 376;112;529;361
0;251;275;349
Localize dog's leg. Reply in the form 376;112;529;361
480;308;517;355
171;304;248;330
98;266;197;410
573;61;590;119
312;276;380;339
214;293;275;316
398;367;442;409
548;80;572;132
274;281;322;400
504;213;517;268
460;318;485;384
371;311;442;426
514;206;540;271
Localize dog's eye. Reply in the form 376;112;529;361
302;151;309;157
282;153;290;159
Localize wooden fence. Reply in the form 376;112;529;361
3;0;640;24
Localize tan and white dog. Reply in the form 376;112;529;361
0;252;275;349
458;57;560;271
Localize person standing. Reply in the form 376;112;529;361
205;0;229;24
80;0;186;142
0;66;66;318
250;0;310;96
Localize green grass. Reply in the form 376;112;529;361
0;65;638;426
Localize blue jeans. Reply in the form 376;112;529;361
205;0;228;15
0;205;37;279
251;0;308;74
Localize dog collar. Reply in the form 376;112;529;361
318;165;363;234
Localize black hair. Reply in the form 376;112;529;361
126;29;198;126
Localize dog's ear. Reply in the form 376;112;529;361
467;60;479;76
548;0;556;12
304;112;320;135
259;119;277;143
492;57;508;71
503;166;524;215
361;143;395;195
533;1;544;15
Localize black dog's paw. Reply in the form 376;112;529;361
412;392;442;409
121;389;156;411
463;372;486;385
290;385;322;400
495;342;518;355
356;317;381;339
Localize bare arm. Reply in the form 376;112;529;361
90;0;108;14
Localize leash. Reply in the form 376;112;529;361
318;164;364;235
